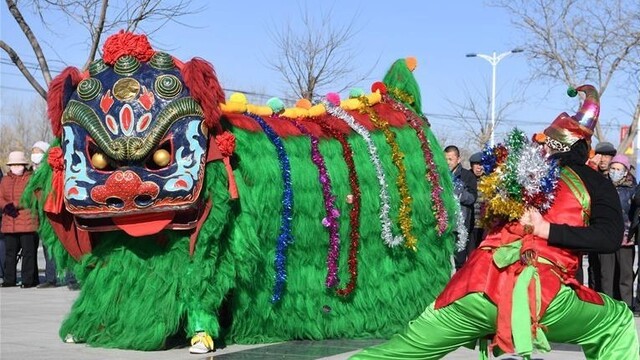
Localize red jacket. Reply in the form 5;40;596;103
0;170;39;233
435;168;602;354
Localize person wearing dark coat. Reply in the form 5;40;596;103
599;155;636;309
444;145;477;271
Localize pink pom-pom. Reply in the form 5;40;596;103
326;92;341;106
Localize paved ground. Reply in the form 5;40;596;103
1;251;639;359
3;284;638;360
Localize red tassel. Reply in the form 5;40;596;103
47;68;83;137
44;147;65;214
181;58;225;133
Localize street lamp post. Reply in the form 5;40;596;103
466;49;523;146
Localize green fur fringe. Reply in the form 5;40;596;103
226;123;457;343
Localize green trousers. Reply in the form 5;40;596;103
350;286;639;359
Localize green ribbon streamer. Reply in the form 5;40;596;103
512;265;551;358
492;240;522;268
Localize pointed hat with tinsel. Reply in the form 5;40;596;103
542;84;599;152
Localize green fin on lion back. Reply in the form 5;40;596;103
382;58;423;115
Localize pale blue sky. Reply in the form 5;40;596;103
0;1;633;149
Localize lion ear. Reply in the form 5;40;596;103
47;67;83;137
180;57;225;133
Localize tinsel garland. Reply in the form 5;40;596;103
316;118;362;297
479;129;561;224
245;112;294;303
358;96;417;250
324;101;401;246
388;87;415;107
287;119;342;288
385;95;449;235
453;194;469;252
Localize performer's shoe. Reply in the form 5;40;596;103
64;334;77;343
189;332;214;354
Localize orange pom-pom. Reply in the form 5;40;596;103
405;57;417;72
532;132;547;144
295;98;312;109
102;30;155;65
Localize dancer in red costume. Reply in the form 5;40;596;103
350;85;640;360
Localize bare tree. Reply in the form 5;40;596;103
493;0;640;153
0;98;50;167
445;82;522;149
267;5;377;101
1;0;201;99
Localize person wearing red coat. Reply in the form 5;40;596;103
0;151;39;288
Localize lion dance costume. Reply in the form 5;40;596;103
24;32;460;353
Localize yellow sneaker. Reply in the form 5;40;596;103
189;332;214;354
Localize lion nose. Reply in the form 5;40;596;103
91;170;160;209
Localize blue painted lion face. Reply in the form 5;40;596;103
60;53;208;236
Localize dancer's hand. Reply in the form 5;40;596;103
520;208;550;239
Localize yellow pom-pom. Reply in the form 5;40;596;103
229;92;248;104
309;104;326;117
367;91;382;105
282;107;308;118
340;98;361;110
221;101;246;113
246;104;274;116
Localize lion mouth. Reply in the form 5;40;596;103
112;211;175;237
72;206;201;236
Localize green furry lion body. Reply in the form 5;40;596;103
26;107;457;350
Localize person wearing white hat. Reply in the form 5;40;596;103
31;141;50;171
0;151;39;288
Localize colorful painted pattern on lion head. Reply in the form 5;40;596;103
47;31;225;237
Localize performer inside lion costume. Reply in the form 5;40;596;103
24;31;458;354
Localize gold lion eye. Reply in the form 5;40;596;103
91;153;108;170
153;149;171;167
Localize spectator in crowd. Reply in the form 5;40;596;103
468;152;485;252
30;141;60;289
594;141;617;176
599;155;635;310
0;151;39;288
586;141;618;292
631;176;640;314
0;170;4;284
444;145;477;270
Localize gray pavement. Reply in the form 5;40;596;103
2;284;639;360
0;250;638;359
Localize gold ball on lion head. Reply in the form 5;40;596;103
91;153;108;170
153;149;171;167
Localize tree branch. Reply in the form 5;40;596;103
6;0;52;86
82;0;109;71
0;40;48;98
